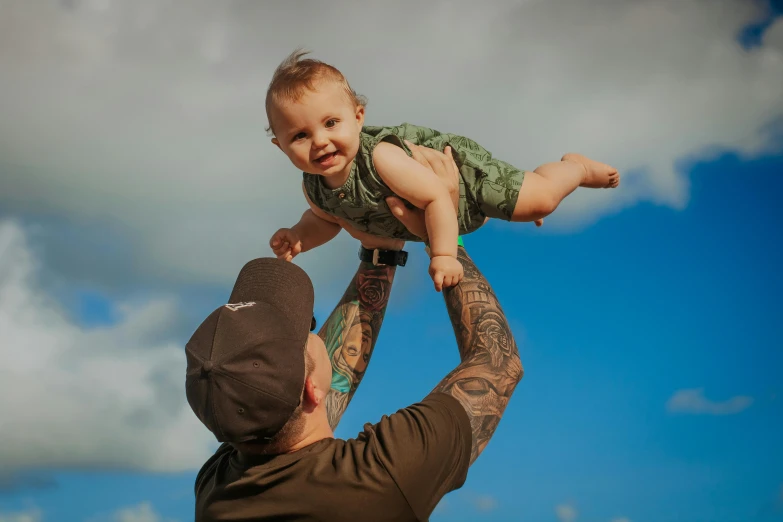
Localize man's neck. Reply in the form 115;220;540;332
283;416;335;453
237;412;335;457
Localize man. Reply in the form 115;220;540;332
186;145;524;521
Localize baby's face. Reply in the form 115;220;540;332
270;80;364;181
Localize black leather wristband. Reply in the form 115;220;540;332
358;246;408;267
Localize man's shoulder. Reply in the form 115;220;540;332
193;397;471;521
194;443;234;496
351;392;472;483
194;438;420;521
357;392;471;446
362;392;468;428
348;392;473;520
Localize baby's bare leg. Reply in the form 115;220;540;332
511;154;619;223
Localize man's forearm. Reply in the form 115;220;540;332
319;260;397;429
431;247;523;464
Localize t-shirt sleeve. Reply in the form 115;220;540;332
363;392;473;520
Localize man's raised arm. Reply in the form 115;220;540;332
430;246;524;464
318;257;398;430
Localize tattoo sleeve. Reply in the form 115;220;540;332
319;261;397;430
430;247;524;465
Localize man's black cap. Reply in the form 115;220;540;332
185;258;314;443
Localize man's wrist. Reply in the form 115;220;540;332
358;246;408;267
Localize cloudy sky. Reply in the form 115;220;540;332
1;0;781;521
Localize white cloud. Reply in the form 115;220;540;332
556;503;578;522
113;502;175;522
0;220;215;473
666;388;754;415
0;508;42;522
473;495;498;512
0;0;781;292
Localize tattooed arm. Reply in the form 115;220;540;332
430;246;524;465
318;258;398;430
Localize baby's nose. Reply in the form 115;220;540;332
312;133;329;147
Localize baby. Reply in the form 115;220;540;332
267;50;619;291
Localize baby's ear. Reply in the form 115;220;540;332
271;137;281;150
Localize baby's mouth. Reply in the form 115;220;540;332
314;151;339;164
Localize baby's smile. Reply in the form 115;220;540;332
314;150;339;167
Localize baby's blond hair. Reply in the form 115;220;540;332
265;48;367;135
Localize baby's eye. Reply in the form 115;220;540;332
292;132;306;141
325;119;338;128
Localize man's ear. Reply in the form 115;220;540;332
302;376;323;411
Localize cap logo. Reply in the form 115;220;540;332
224;301;256;312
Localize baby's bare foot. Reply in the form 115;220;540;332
562;153;620;189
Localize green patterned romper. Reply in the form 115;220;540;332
302;123;526;242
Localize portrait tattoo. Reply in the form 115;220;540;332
318;263;396;429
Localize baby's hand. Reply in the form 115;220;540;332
428;255;464;292
270;228;302;262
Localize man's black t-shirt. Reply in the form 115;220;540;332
194;393;472;521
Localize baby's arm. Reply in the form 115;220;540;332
372;142;463;291
270;184;342;261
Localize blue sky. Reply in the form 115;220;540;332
1;1;781;522
3;143;780;522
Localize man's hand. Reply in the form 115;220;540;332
406;141;460;211
333;217;405;252
387;143;461;241
336;142;462;251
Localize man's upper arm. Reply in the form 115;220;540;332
368;392;472;520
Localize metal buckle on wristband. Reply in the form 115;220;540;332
372;249;384;266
